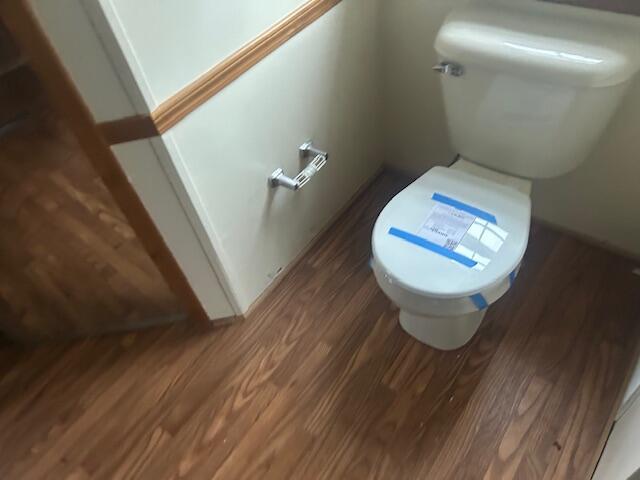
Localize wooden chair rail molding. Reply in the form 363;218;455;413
96;0;639;145
99;0;341;145
0;0;211;325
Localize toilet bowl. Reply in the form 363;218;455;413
372;160;530;350
371;0;639;350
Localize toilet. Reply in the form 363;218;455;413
372;0;640;350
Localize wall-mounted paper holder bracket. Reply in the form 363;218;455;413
269;141;329;190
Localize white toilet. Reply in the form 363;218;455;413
372;0;640;350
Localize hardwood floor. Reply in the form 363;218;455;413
0;67;184;340
0;171;639;479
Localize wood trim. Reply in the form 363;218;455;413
0;0;211;325
97;0;341;143
80;0;640;146
152;0;340;133
98;114;159;145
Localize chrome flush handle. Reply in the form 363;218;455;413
433;61;465;77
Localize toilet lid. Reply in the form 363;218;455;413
372;167;531;298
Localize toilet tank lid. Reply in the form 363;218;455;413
435;0;640;87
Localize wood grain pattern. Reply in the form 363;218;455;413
0;0;210;325
0;171;638;479
0;71;185;339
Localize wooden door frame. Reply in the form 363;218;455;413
0;0;210;325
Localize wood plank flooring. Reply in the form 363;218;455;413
0;67;184;340
0;171;639;479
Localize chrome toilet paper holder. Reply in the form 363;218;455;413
269;141;329;191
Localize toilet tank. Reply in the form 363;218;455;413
434;0;640;178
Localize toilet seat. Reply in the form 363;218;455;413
372;166;531;299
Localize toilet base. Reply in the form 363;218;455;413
399;309;486;351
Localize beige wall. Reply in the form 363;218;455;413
31;0;144;122
36;0;384;314
91;0;309;108
379;0;470;174
111;140;236;318
98;0;383;312
532;78;640;256
380;0;640;257
34;0;640;319
32;0;238;319
104;0;383;311
163;0;383;310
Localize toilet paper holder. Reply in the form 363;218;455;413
269;141;329;191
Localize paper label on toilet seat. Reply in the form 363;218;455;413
418;204;475;251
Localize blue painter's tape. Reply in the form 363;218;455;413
470;293;489;310
432;193;497;224
388;228;477;268
508;270;517;286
